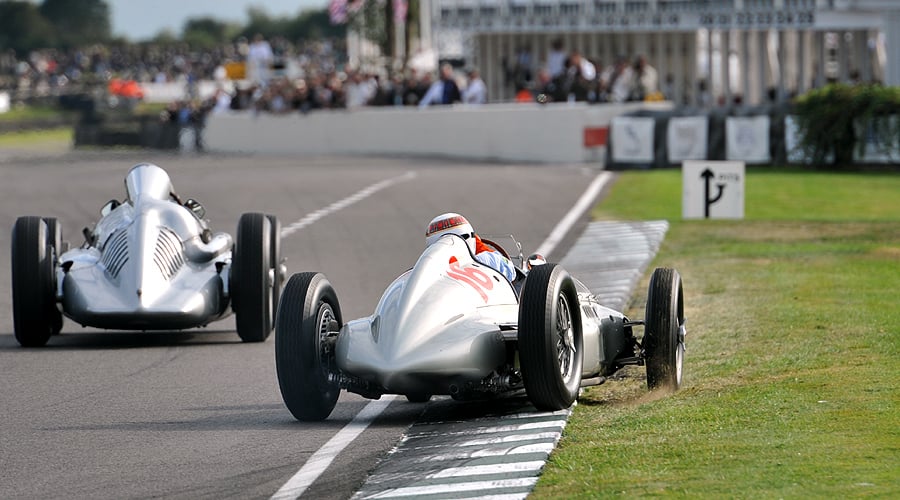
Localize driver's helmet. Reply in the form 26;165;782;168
526;253;547;270
425;212;476;253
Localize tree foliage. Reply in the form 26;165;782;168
0;1;57;53
182;18;239;49
286;10;346;41
0;1;343;54
793;84;900;167
39;0;111;48
350;1;388;59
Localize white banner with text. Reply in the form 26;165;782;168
611;116;655;164
726;115;770;164
667;116;708;163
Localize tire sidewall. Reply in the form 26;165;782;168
644;268;684;390
519;264;583;410
275;272;343;421
232;213;272;342
43;217;64;334
11;217;55;347
265;214;282;326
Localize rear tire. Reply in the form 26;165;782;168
518;263;583;411
275;272;343;421
232;213;273;342
644;268;685;391
11;217;58;347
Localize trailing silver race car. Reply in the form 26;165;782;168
275;232;685;421
10;163;283;347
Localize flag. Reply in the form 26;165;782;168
393;0;408;23
329;0;348;24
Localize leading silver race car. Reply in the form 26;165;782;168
11;163;283;347
274;232;685;421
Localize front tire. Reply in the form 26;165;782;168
275;272;343;421
11;217;58;347
266;214;283;323
518;264;583;411
232;213;273;342
43;217;64;335
644;268;685;391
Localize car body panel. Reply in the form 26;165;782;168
58;163;234;330
335;234;634;398
337;236;515;394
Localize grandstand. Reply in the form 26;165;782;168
420;0;899;104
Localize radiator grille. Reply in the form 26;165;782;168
154;227;185;281
100;230;129;279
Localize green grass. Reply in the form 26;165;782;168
0;105;68;122
532;168;900;498
0;127;72;146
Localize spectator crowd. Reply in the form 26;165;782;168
1;34;666;118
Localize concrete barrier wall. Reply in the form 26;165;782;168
140;81;230;103
204;101;673;164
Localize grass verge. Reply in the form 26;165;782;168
0;127;72;147
532;168;899;497
0;105;72;122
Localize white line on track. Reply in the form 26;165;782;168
272;172;417;499
271;396;398;500
280;171;418;238
534;171;613;258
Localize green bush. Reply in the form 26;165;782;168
793;83;900;167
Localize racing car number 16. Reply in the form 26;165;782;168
447;261;493;302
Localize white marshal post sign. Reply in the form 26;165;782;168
682;160;745;219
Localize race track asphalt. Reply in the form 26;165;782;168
0;151;604;499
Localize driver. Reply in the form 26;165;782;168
425;213;517;282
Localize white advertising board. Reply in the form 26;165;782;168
726;115;770;164
0;91;9;113
611;116;655;163
667;116;708;163
682;160;745;219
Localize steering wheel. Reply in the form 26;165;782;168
480;237;511;260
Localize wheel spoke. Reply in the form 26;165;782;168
316;304;334;372
555;294;574;380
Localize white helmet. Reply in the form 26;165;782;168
526;253;547;270
425;212;476;253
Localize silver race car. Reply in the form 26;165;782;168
11;163;283;347
275;233;685;421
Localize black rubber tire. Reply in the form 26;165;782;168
275;272;343;421
232;213;273;342
644;267;685;391
11;217;56;347
518;263;583;411
42;217;64;335
43;217;62;253
266;214;282;326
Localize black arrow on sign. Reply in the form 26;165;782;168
701;168;726;218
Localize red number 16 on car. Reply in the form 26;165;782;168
447;260;493;302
